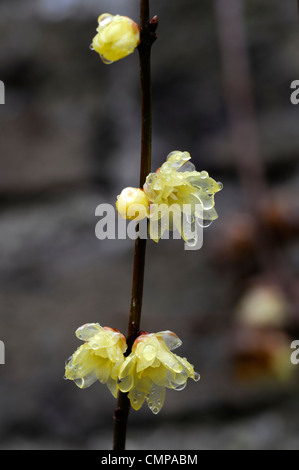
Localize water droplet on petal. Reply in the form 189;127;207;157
178;162;196;173
152;407;159;414
89;43;94;51
197;219;213;228
100;54;114;64
174;383;187;391
194;372;200;382
99;16;112;27
65;355;73;365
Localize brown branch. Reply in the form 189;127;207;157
112;0;156;451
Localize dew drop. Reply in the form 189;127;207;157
100;54;114;65
65;355;73;365
174;383;186;391
152;407;159;414
178;162;195;173
194;372;200;382
197;219;213;228
89;43;94;51
99;16;113;27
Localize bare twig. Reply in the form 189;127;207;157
113;0;156;450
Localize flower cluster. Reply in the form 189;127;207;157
91;13;140;64
116;150;223;243
118;330;199;414
65;324;199;414
64;323;127;397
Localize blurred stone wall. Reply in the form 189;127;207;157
0;0;298;450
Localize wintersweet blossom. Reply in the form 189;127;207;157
116;187;149;221
92;13;140;64
118;330;200;414
64;323;127;397
143;150;223;242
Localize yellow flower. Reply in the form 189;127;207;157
64;323;127;397
143;151;223;242
118;330;200;414
116;187;149;221
92;13;140;64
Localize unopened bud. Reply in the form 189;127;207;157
92;13;140;64
116;187;149;221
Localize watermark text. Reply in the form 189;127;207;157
95;203;204;250
0;340;5;364
0;81;4;104
290;80;299;105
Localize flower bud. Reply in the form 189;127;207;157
116;187;149;221
92;13;140;64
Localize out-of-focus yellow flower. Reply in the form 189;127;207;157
92;13;140;64
143;151;223;242
116;187;149;221
236;284;290;328
118;330;200;414
64;323;127;397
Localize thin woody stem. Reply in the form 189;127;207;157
113;0;156;451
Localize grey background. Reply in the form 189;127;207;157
0;0;298;450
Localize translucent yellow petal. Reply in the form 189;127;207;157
146;384;166;414
118;355;135;380
75;323;102;341
143;151;222;243
136;336;159;363
118;372;135;393
128;388;146;411
117;331;200;413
